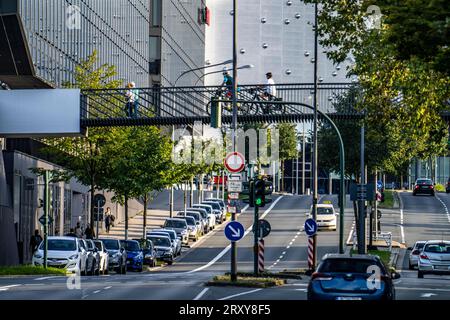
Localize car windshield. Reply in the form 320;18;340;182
186;213;200;221
194;205;211;214
424;243;450;253
317;207;334;215
319;258;384;274
416;179;432;185
204;202;220;210
101;239;120;250
124;241;140;251
86;241;95;250
93;241;103;251
164;220;187;228
149;237;171;247
41;239;76;251
415;242;425;250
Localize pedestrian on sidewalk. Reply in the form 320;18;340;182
85;223;95;239
30;230;43;254
105;214;111;233
75;222;83;238
105;207;115;227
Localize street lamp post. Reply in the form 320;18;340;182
311;0;319;271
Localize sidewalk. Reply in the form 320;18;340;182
98;209;172;239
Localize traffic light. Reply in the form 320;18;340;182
254;179;266;207
210;97;222;128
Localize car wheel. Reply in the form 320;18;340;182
95;267;100;276
104;268;109;275
418;271;424;278
413;193;416;196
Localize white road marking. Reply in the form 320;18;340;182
0;284;20;291
420;293;437;298
34;276;59;281
346;221;355;244
93;290;101;294
104;286;112;290
218;288;262;300
193;288;209;300
282;251;286;255
186;197;283;273
396;287;450;292
286;246;291;249
295;288;307;292
435;195;450;224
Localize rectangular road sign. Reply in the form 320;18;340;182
227;180;242;192
228;206;236;213
229;174;242;181
228;192;240;200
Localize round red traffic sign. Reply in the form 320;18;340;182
224;152;245;173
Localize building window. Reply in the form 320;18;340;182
151;0;162;27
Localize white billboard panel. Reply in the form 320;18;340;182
0;89;82;137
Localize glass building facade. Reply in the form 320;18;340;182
17;0;150;87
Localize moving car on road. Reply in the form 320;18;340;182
413;178;435;196
99;238;127;274
163;218;189;245
93;240;109;274
120;240;144;272
308;204;337;231
408;241;426;270
32;236;87;275
418;240;450;278
307;254;400;300
147;235;174;265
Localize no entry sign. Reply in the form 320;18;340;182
224;152;245;173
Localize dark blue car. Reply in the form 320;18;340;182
307;254;400;300
120;240;144;272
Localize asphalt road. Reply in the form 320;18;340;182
1;191;449;300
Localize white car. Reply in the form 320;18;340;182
307;204;338;231
418;240;450;278
192;204;216;230
32;236;88;274
94;240;109;275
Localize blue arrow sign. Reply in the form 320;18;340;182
224;221;245;242
377;180;383;189
304;218;318;237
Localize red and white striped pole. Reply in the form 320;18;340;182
308;236;314;270
258;239;264;273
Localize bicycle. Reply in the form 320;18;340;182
240;87;284;115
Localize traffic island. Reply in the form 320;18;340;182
206;274;286;288
0;265;67;276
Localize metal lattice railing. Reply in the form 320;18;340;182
80;83;361;126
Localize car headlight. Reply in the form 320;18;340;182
69;254;79;260
34;253;43;259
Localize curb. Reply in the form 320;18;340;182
389;247;400;269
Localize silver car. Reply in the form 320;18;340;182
163;218;189;245
408;241;426;270
147;229;181;256
418;240;450;278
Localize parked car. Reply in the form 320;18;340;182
93;240;109;274
178;215;201;241
206;198;227;220
192;204;216;230
99;238;127;274
85;239;101;276
32;236;87;275
307;254;400;300
413;178;435;196
120;240;144;272
147;229;182;256
307;204;337;231
139;239;157;267
418;240;450;278
408;241;426;270
177;211;204;236
202;201;225;223
163;218;189;245
186;208;209;234
147;235;174;265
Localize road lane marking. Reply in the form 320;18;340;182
346;221;355;244
295;289;307;292
396;287;450;292
34;276;60;281
421;293;437;298
193;288;209;300
93;290;101;294
218;288;262;300
435;195;450;224
186;197;283;273
104;286;112;290
0;284;20;291
398;194;406;244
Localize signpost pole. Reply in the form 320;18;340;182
43;170;50;269
253;205;259;276
96;200;100;240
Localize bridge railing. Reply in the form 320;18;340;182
80;83;359;122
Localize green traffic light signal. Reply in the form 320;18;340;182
254;179;266;207
255;197;262;206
